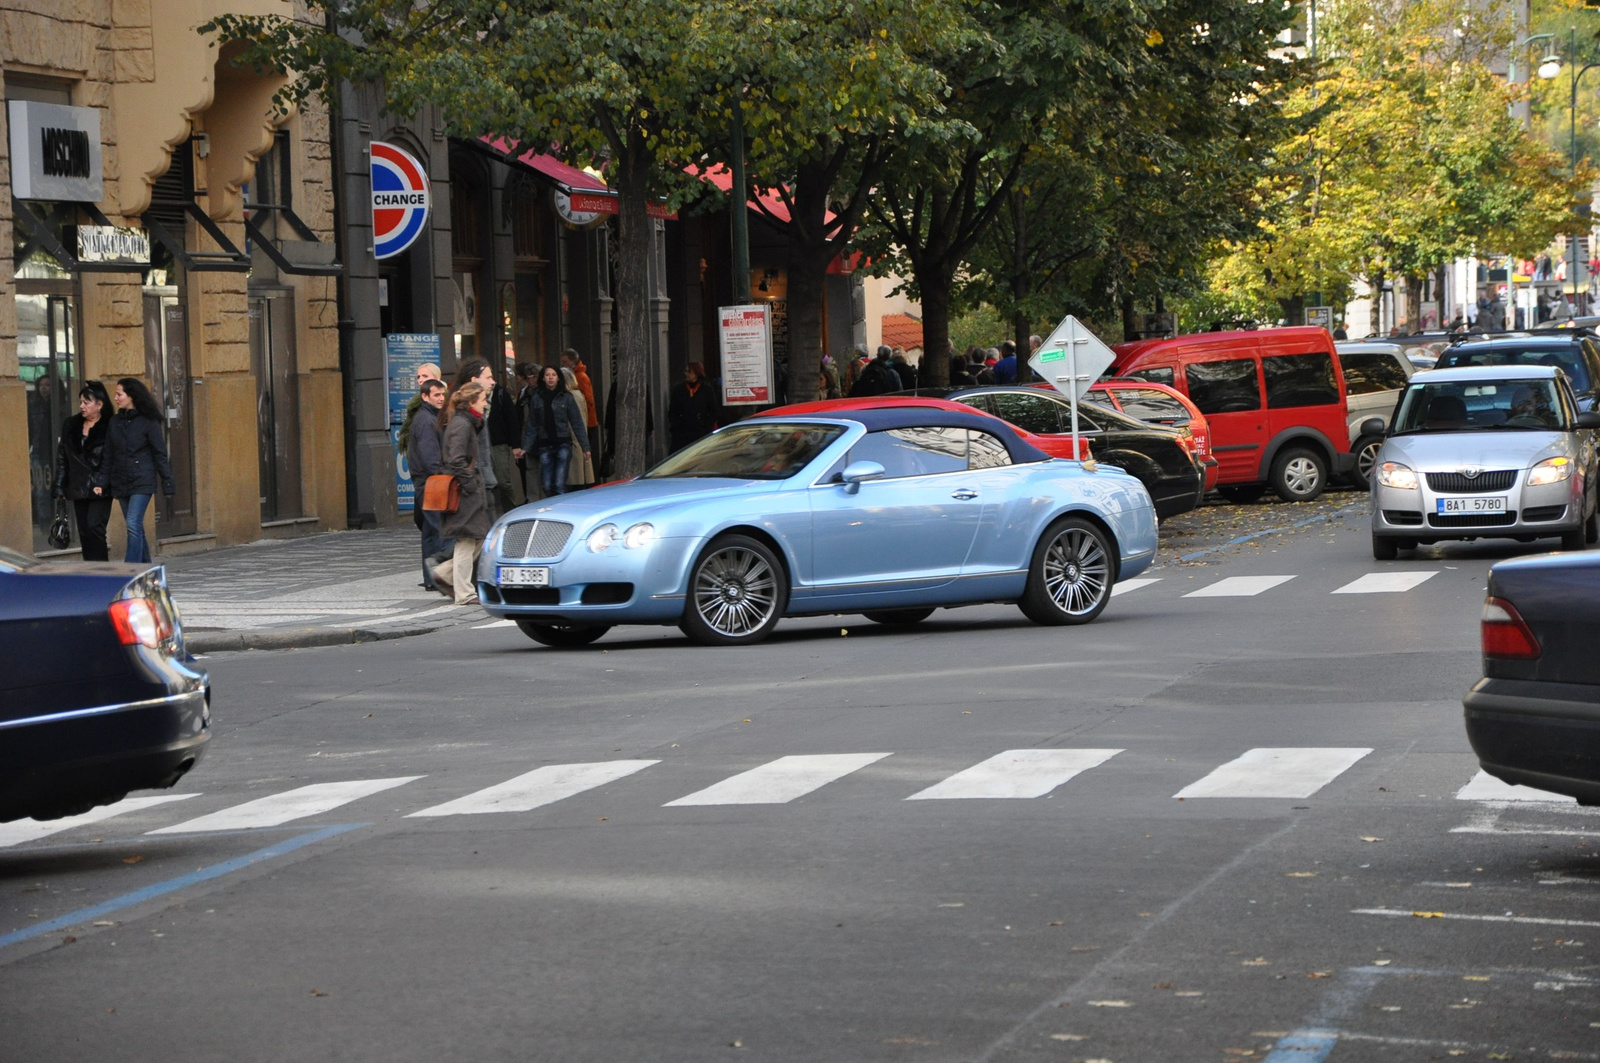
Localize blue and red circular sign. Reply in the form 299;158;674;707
370;141;430;260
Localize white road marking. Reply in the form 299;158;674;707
1111;578;1161;597
472;619;517;629
1353;907;1600;929
0;794;200;848
1174;747;1372;799
407;760;659;817
665;753;891;806
1454;770;1576;803
906;749;1122;800
1182;575;1296;598
1331;571;1438;594
147;777;422;834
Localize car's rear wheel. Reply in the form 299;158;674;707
682;535;787;645
1271;447;1328;502
1372;534;1398;561
516;621;610;647
863;608;935;625
1216;484;1265;504
1348;436;1382;489
1020;517;1114;626
1561;526;1588;551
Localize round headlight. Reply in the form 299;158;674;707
587;524;619;553
623;522;657;549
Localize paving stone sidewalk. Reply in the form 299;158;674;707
160;527;490;653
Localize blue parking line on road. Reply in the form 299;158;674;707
0;822;364;950
1262;1030;1339;1062
1177;503;1366;563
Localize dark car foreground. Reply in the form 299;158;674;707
1464;551;1600;804
0;547;209;822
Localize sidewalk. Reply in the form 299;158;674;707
161;527;494;653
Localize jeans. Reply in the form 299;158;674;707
539;444;571;496
419;509;454;589
119;493;152;563
74;497;112;561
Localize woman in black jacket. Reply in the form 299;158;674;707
93;377;174;563
515;366;588;496
52;380;113;560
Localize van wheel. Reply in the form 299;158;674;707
1216;484;1265;504
1271;447;1327;502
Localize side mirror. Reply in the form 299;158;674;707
1359;417;1387;438
1574;411;1600;430
840;460;886;493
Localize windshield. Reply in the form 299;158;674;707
1392;379;1568;434
1435;346;1591;391
644;423;846;479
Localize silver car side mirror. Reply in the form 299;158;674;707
840;460;886;493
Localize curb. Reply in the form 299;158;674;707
186;622;448;654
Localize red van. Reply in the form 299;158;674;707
1110;327;1354;502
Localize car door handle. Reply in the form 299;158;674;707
951;488;979;500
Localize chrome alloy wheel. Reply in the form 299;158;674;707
692;545;779;637
1282;455;1322;496
1356;440;1381;482
1042;526;1110;617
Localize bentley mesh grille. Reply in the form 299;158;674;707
502;520;574;558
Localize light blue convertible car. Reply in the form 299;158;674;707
478;400;1157;646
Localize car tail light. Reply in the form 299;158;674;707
1174;426;1196;457
1481;597;1540;660
109;598;173;648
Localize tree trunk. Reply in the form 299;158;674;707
783;157;848;408
1010;188;1032;380
1121;293;1138;342
1279;293;1305;327
1367;269;1384;336
1404;276;1422;333
611;136;653;481
918;268;954;388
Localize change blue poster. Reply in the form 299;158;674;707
384;333;442;512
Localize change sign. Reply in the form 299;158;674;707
371;141;431;260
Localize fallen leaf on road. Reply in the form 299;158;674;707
1048;1033;1085;1041
1488;1055;1511;1061
91;920;115;927
1175;991;1204;997
1071;945;1099;952
121;855;143;864
1373;959;1391;966
839;629;848;636
1241;957;1270;966
1223;1050;1255;1057
1360;836;1383;842
310;989;327;997
1372;1005;1401;1012
728;1040;743;1049
1307;971;1332;979
61;936;75;944
1086;1000;1133;1008
1463;975;1490;982
1048;920;1064;926
1286;872;1316;878
1412;911;1445;918
936;902;964;908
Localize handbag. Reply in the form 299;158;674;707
421;474;460;514
47;499;72;549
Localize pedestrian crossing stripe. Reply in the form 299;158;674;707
1111;579;1160;597
12;752;1586;842
1331;572;1436;594
1182;575;1296;598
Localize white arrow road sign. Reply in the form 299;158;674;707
1027;315;1119;465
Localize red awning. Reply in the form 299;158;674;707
476;136;675;219
696;165;857;274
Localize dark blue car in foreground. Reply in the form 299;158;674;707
1466;551;1600;804
0;547;209;823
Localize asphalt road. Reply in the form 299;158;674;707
5;500;1599;1063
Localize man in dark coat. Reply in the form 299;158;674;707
667;362;719;452
849;346;901;397
406;379;452;589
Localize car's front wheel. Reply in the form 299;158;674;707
1019;517;1114;626
516;621;610;647
682;535;788;645
1372;534;1398;561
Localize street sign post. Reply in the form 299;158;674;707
1028;315;1117;467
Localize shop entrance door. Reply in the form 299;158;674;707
19;291;77;552
249;290;301;522
142;288;198;537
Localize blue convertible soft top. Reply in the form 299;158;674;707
770;406;1054;464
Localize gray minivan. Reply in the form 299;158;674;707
1336;342;1415;486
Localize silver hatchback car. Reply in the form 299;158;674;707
1368;365;1600;559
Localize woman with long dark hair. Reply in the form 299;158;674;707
93;377;173;563
450;358;499;514
430;382;491;605
516;365;587;496
52;380;113;560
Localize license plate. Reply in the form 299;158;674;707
1436;496;1507;515
497;566;550;587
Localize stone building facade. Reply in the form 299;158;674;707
1;0;345;557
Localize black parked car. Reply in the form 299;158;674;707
1437;334;1600;411
936;386;1206;518
0;547;209;822
1464;551;1600;805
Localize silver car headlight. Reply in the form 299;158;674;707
1377;462;1418;490
587;523;619;553
623;522;657;549
1527;456;1573;486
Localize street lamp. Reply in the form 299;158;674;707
1556;30;1600;314
1539;54;1563;80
